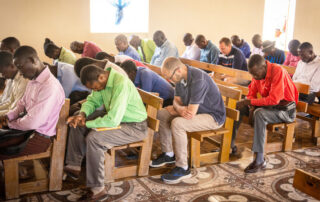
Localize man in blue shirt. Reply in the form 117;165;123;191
231;35;251;58
120;60;174;107
47;61;90;104
195;35;220;65
150;30;179;67
115;34;141;61
219;37;247;71
262;40;286;64
150;57;226;184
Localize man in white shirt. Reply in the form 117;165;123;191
251;34;264;56
293;42;320;103
181;33;200;60
0;51;29;115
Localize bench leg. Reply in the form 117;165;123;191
4;160;19;199
283;123;295;152
33;160;47;180
219;132;231;163
105;149;115;183
312;119;320;146
138;132;153;176
189;137;200;168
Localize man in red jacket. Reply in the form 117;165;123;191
233;54;298;173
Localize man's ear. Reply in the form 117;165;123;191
98;73;106;83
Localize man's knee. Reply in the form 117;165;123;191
171;117;185;131
157;109;170;121
86;131;99;145
253;108;266;120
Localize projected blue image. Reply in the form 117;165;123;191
111;0;130;25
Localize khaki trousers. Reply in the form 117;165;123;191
157;109;222;168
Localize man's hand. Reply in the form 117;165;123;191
0;115;8;128
176;106;193;120
67;112;86;128
165;105;178;116
236;99;251;109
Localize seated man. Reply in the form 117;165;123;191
70;41;102;58
181;33;201;60
0;51;28;115
150;57;226;184
262;40;286;64
74;57;127;78
218;37;247;71
115;34;141;61
44;38;77;65
292;42;320;103
95;51;146;67
64;65;148;200
120;60;174;106
231;35;251;58
150;30;179;67
283;40;301;67
129;35;156;63
47;61;90;105
195;34;219;65
232;55;298;173
0;46;65;159
251;34;264;56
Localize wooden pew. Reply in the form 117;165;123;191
293;169;320;200
179;58;313;152
4;99;70;200
188;84;241;167
104;89;163;182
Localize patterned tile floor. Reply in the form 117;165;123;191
4;119;320;202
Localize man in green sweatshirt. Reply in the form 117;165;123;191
64;65;147;201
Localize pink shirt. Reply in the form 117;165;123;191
7;67;65;136
283;52;300;67
82;41;102;58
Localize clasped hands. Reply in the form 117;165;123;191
67;112;86;128
165;105;193;120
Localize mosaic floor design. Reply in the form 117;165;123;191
4;120;320;202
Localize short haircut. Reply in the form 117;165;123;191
195;34;205;44
43;38;59;56
120;60;137;73
153;30;166;40
252;34;261;42
248;54;265;69
13;46;38;59
162;57;183;72
1;37;20;51
74;57;100;77
115;34;128;44
95;51;113;60
80;65;105;85
219;37;231;46
288;39;300;52
299;42;313;50
0;51;13;68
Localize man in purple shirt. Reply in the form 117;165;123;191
115;34;141;61
0;46;65;159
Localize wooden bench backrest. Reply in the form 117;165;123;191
55;99;70;141
138;89;163;132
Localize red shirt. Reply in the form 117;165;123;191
128;59;147;68
82;41;102;58
247;61;298;106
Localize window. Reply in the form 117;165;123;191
90;0;149;33
262;0;296;50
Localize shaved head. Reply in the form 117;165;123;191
183;33;193;46
153;30;167;47
195;34;207;49
1;37;20;53
129;35;141;49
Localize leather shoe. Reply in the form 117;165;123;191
211;145;237;154
64;166;80;180
78;187;109;202
244;159;267;173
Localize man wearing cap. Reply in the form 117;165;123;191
262;40;285;64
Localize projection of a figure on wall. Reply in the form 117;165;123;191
90;0;149;33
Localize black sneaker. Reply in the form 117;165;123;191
161;167;192;184
149;153;175;168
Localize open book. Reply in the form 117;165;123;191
93;126;121;132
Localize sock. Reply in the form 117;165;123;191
65;164;81;171
165;152;174;157
255;152;264;164
182;165;188;170
91;186;105;195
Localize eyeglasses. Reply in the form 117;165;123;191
169;67;179;80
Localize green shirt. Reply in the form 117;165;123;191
138;39;156;63
80;67;147;128
58;47;77;65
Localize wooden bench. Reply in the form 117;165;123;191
293;169;320;200
4;99;70;200
104;89;163;182
188;84;241;168
179;58;312;153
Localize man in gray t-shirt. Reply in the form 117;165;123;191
150;57;226;184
